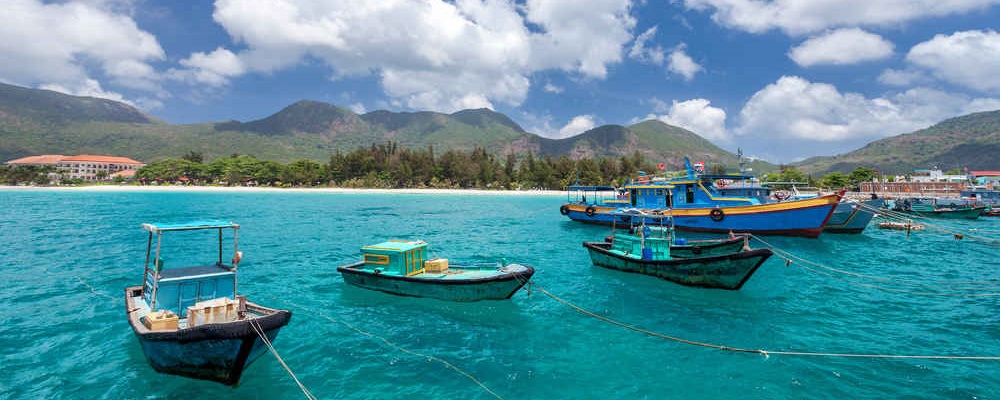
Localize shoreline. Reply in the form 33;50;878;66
0;184;565;196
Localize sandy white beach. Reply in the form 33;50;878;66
0;184;565;196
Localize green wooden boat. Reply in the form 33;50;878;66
337;240;534;301
585;215;771;290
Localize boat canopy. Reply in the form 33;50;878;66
143;220;240;233
567;185;616;191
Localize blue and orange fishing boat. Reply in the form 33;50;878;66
560;159;842;237
125;221;291;386
337;239;534;301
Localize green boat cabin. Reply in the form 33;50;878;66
362;240;428;276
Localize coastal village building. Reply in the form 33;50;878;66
969;171;1000;188
5;154;145;182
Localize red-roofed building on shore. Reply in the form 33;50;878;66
969;171;1000;188
6;154;145;182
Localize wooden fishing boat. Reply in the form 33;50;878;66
337;240;534;301
125;221;291;386
560;158;841;237
584;215;772;290
890;198;985;219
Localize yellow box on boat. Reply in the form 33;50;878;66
144;309;178;331
424;258;449;273
187;297;237;327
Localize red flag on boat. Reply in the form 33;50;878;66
657;162;666;171
693;161;705;172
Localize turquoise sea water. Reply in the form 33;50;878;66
1;189;998;399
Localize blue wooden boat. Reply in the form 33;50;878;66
125;221;291;386
337;240;534;301
561;159;841;237
583;215;772;290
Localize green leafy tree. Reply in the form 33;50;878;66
820;172;850;189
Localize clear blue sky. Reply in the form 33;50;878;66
2;0;999;163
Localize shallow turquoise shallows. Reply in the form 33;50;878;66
1;189;998;399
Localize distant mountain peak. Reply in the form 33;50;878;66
0;81;152;124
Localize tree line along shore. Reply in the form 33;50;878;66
2;142;885;190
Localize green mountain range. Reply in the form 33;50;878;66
793;110;1000;175
1;82;994;176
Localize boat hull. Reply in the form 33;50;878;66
125;287;292;386
337;263;535;301
563;194;840;238
583;242;772;290
823;199;880;233
912;207;985;219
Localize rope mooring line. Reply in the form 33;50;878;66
272;297;506;400
749;236;1000;295
524;281;1000;361
863;204;1000;248
249;317;318;400
76;276;118;301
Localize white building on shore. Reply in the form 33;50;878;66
6;154;145;181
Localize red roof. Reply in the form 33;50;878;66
970;171;1000;176
61;154;144;165
6;155;66;164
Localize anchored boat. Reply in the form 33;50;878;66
125;221;291;386
583;213;772;290
561;159;841;237
337;240;534;301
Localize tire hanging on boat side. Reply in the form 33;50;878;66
710;208;724;222
560;205;570;215
586;206;596;217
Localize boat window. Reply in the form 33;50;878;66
686;185;694;203
655;189;663;195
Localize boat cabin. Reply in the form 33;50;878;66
565;184;627;207
626;177;760;209
362;240;431;276
142;221;240;319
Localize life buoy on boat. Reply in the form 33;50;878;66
709;208;725;222
773;190;791;201
560;205;570;215
585;206;596;217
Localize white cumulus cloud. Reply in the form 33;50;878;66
646;99;728;142
789;28;893;67
187;0;636;113
737;75;1000;144
168;47;245;87
558;115;597;138
681;0;1000;35
629;26;665;64
543;83;564;93
878;68;927;86
667;44;703;80
0;0;165;100
905;29;1000;93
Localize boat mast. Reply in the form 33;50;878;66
232;226;239;298
150;231;163;310
143;231;152;299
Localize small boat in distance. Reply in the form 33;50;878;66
889;198;986;219
337;240;534;301
125;221;291;386
583;213;772;290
